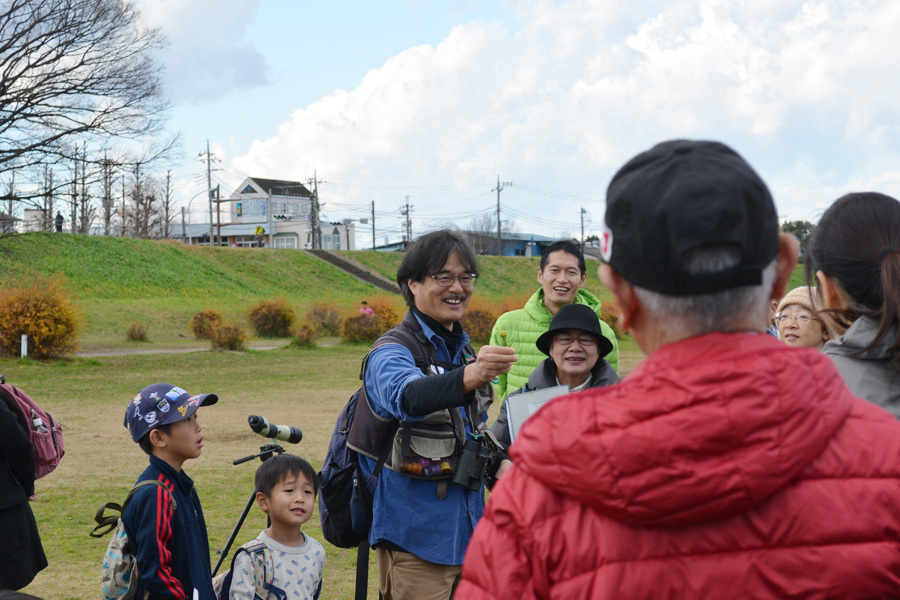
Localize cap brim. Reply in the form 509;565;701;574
160;393;219;425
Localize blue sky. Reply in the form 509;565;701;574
138;0;900;248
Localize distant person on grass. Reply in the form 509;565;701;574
123;383;219;600
488;240;619;401
458;139;900;599
226;454;325;600
358;300;374;316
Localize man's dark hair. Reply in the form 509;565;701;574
397;229;479;307
138;423;172;456
255;454;318;497
540;240;586;275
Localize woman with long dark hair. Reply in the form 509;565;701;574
806;192;900;414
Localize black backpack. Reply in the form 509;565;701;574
317;321;429;548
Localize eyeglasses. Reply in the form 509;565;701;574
775;312;818;324
553;333;598;347
426;273;477;287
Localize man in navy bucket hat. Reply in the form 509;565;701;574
120;382;219;599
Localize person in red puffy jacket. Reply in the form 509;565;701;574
458;140;900;600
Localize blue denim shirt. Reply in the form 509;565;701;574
361;313;485;565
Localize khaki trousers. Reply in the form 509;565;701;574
375;547;462;600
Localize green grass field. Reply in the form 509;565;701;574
0;232;806;598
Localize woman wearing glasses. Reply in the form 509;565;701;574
774;286;833;350
491;303;618;455
806;192;900;414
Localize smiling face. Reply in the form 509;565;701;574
548;328;600;388
776;304;829;349
407;251;472;329
258;471;316;534
538;250;586;314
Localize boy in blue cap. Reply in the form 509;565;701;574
123;383;219;600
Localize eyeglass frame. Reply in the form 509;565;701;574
774;311;819;324
426;272;478;288
552;332;599;347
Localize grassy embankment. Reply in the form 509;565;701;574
0;233;618;599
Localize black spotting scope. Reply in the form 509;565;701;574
247;415;302;444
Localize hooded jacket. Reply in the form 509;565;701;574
823;315;900;416
459;332;900;599
489;288;619;400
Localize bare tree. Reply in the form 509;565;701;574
161;170;175;238
465;212;517;255
99;154;116;235
40;165;54;230
125;162;161;238
0;0;170;176
466;212;498;255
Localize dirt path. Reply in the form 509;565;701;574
74;340;295;357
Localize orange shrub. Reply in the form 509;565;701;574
189;309;223;340
248;299;296;337
496;292;533;315
304;301;342;336
367;296;403;328
461;309;497;344
0;276;81;358
126;322;149;342
291;322;319;348
342;313;384;343
600;302;623;338
210;322;246;351
460;297;501;344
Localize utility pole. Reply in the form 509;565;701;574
580;207;587;253
199;140;219;244
493;176;513;256
215;185;222;246
371;200;376;251
306;171;325;249
400;196;413;243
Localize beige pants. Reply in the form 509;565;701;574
375;547;462;600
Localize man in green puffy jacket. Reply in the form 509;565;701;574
489;240;618;400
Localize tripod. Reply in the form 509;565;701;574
212;443;285;576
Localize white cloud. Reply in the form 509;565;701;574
228;0;900;243
136;0;269;103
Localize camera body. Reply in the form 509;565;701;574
452;439;491;492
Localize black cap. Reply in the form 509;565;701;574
535;304;614;357
600;139;780;296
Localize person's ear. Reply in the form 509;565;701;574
536;265;544;284
149;428;167;449
256;491;269;512
770;233;800;300
815;270;853;311
407;279;420;299
599;264;637;332
578;270;586;287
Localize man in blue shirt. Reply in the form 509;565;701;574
360;229;517;600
